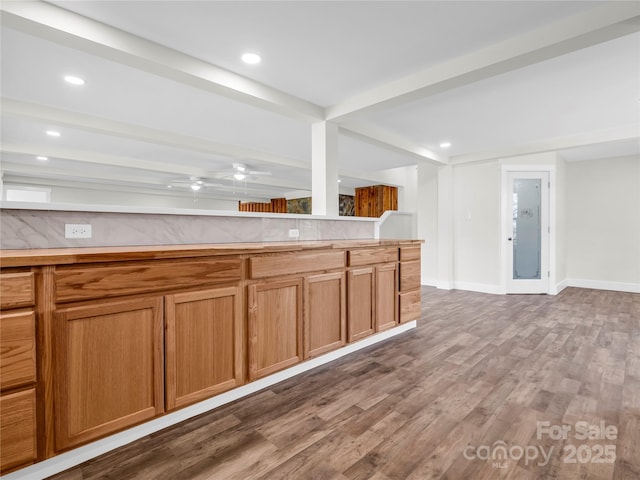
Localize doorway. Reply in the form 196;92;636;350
504;171;550;294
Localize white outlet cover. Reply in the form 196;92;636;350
288;229;300;238
65;223;92;239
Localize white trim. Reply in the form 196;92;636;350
566;279;640;294
3;321;416;480
451;282;503;295
436;280;453;290
553;279;569;295
0;200;377;222
422;277;438;287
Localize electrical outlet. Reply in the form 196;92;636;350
288;229;299;238
65;223;92;239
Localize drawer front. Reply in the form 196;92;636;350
0;311;36;391
399;260;421;292
250;250;345;279
399;289;421;323
55;257;242;302
348;247;398;267
399;246;421;262
0;388;37;473
0;272;35;309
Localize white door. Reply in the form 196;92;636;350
506;171;549;294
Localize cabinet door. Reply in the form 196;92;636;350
165;287;243;411
304;272;346;358
347;268;375;342
376;263;398;332
54;297;164;451
248;279;302;381
0;388;36;473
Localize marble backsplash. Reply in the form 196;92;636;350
0;209;376;249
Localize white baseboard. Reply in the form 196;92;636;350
4;321;416;480
451;281;503;295
552;279;568;295
436;280;453;290
566;278;640;294
422;277;438;287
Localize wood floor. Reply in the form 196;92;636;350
49;287;640;480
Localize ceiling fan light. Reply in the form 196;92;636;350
190;183;201;191
234;173;246;181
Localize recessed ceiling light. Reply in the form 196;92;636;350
64;75;85;86
190;183;201;191
36;156;48;161
46;130;61;137
338;179;341;183
241;53;261;65
439;142;451;149
167;185;173;189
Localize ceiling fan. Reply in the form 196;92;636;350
168;176;223;191
215;162;272;181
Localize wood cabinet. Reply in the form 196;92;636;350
355;185;398;217
0;310;36;391
347;247;399;341
347;267;375;341
165;287;243;411
304;272;346;358
248;279;303;381
0;271;37;473
53;297;164;451
0;240;421;475
0;389;36;473
376;263;398;332
399;246;422;323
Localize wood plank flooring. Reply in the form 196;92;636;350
49;287;640;480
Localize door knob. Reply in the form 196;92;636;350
507;237;512;241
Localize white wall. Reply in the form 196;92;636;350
566;155;640;291
555;156;567;288
451;161;502;291
416;163;438;285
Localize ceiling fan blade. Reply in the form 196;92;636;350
247;170;272;175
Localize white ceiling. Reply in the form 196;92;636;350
1;0;638;203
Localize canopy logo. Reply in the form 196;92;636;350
463;420;617;469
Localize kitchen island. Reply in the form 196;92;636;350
0;239;422;477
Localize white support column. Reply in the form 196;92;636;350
437;164;454;289
311;121;339;216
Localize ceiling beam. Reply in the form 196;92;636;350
339;123;447;165
2;142;211;178
326;2;640;121
2;173;276;203
1;144;310;192
2;98;309;170
0;1;324;123
450;124;640;165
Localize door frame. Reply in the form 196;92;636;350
500;164;557;295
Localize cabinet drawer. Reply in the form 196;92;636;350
0;311;36;391
0;388;37;473
55;257;241;302
399;260;421;292
399;246;421;262
0;272;35;309
250;250;345;279
348;247;398;267
399;289;421;323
